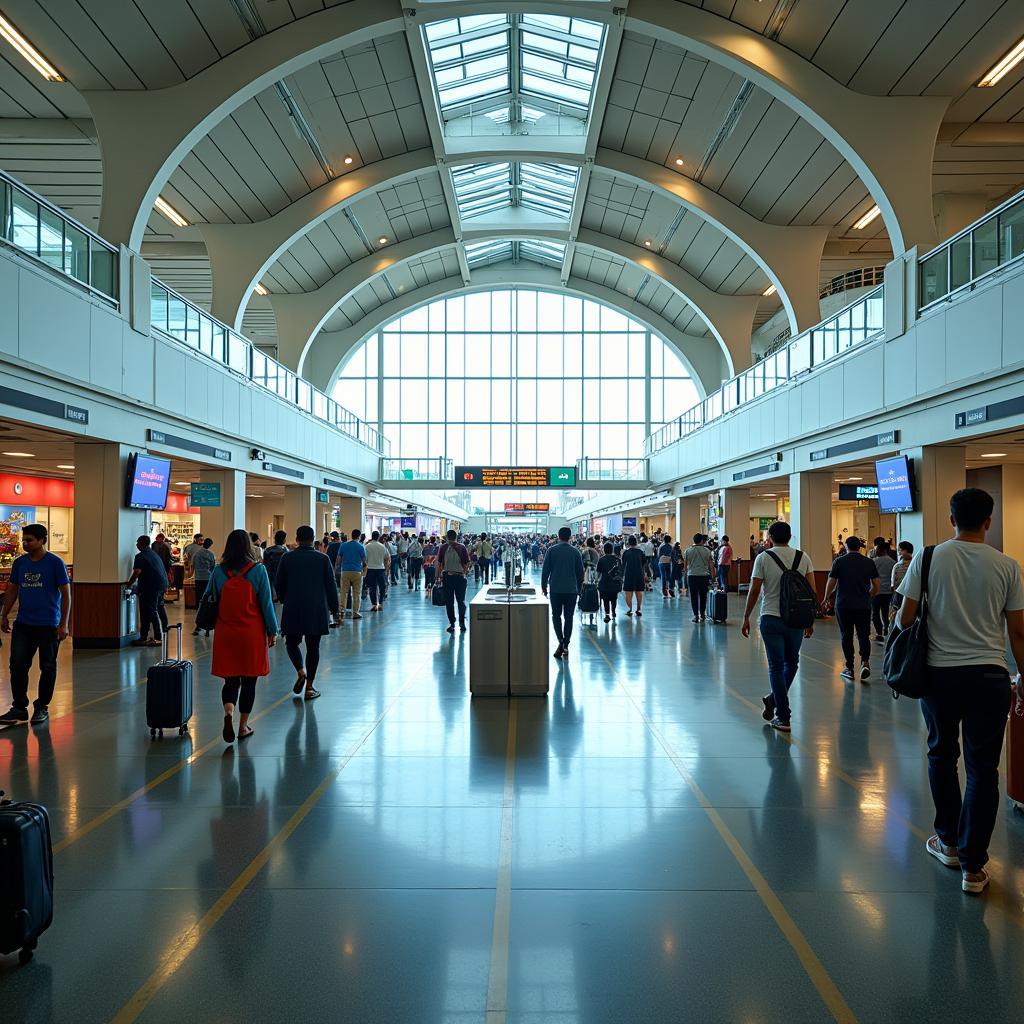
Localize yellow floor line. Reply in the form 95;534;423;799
485;700;518;1024
587;633;858;1024
109;658;427;1024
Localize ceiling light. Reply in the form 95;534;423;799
0;14;63;81
853;205;881;231
254;283;269;297
378;236;388;245
643;240;652;248
57;464;74;470
761;493;776;497
842;477;862;481
154;196;188;228
2;452;34;458
674;158;684;167
247;493;263;498
343;155;354;165
980;452;1007;458
978;37;1024;87
762;284;777;297
175;481;191;486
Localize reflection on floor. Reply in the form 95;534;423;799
1;568;1023;1023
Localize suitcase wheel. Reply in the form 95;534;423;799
19;940;36;965
178;725;188;736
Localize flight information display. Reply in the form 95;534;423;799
455;466;576;488
504;503;550;514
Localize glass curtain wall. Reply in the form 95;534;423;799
334;289;699;465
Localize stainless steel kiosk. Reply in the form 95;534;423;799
469;583;550;697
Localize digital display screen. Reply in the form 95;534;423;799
838;484;879;502
622;516;637;528
504;503;550;514
126;454;171;511
875;456;915;513
455;466;576;488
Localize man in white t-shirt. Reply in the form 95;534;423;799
897;487;1024;894
740;521;816;732
363;531;391;612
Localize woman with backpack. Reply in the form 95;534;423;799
208;529;279;744
597;542;623;622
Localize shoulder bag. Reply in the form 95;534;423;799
882;546;935;699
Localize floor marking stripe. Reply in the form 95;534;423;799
109;658;427;1024
486;700;518;1024
586;633;858;1024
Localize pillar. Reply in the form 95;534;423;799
283;484;317;538
789;472;834;599
898;446;965;551
71;442;149;647
197;469;246;551
721;487;750;546
336;496;365;536
1000;465;1024;568
674;497;701;542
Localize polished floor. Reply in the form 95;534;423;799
1;568;1023;1023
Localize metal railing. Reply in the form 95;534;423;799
819;266;885;299
919;188;1024;310
576;457;648;481
646;286;884;456
380;458;454;481
0;169;118;303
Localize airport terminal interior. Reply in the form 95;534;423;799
3;1;1024;1021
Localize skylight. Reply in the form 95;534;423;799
424;13;605;130
452;162;513;219
452;162;580;222
465;240;513;267
519;239;566;267
464;239;567;269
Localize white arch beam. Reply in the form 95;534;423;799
596;149;828;332
626;0;949;252
304;269;727;396
272;228;756;378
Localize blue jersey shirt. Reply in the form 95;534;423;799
11;551;70;627
337;540;367;572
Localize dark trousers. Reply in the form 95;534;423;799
442;573;468;625
759;615;804;724
366;568;387;606
477;559;491;584
835;606;872;666
139;588;168;640
600;591;618;615
688;575;710;618
659;562;673;593
408;557;423;588
424;564;437;589
389;558;400;584
717;564;730;591
550;592;578;646
871;593;892;636
221;676;257;714
285;634;322;682
921;665;1011;872
10;621;60;711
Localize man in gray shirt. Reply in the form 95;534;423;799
541;526;585;660
898;487;1024;895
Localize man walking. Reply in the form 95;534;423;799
364;531;390;612
407;533;424;590
682;533;715;622
338;528;367;619
541;526;585;659
740;521;816;732
437;529;471;633
475;533;493;585
274;525;340;701
325;531;344;594
897;487;1024;894
126;535;169;647
0;524;71;727
823;536;879;681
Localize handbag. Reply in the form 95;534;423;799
882;545;934;699
432;581;447;607
195;576;220;631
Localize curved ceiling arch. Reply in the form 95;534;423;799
307;269;727;399
270;229;758;381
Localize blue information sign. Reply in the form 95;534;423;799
188;482;221;507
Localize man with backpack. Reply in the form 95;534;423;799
740;521;818;732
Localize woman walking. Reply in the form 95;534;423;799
190;537;216;637
209;529;279;743
596;542;622;622
621;534;646;617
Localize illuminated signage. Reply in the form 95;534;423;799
503;503;550;514
455;466;576;488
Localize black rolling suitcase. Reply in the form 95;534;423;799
710;587;728;624
0;792;54;964
145;623;193;738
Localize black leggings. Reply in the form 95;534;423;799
872;593;892;635
285;634;322;682
688;575;710;618
221;676;257;714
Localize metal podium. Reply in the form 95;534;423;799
469;585;550;697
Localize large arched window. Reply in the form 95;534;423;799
333;289;699;465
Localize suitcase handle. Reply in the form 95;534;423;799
162;622;183;661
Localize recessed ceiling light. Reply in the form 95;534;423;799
853;205;881;231
174;481;192;486
762;284;777;297
762;493;776;497
980;452;1007;458
0;14;63;81
978;37;1024;87
343;155;354;165
57;464;74;469
2;451;34;458
247;493;263;498
643;239;652;248
154;196;188;228
842;476;863;481
674;157;684;167
254;283;269;296
378;236;388;245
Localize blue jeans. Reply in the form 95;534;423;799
759;615;805;723
717;564;729;591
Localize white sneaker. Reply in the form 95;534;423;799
962;869;989;894
860;664;871;681
840;667;854;681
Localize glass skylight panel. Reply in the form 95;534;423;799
426;15;511;116
517;14;604;116
520;240;566;268
465;240;513;267
519;163;580;218
452;162;513;219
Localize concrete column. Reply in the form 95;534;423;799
789;472;834;595
283;485;317;536
674;497;700;541
721;488;750;546
197;469;246;551
898;446;965;551
1000;465;1024;569
336;496;365;536
72;442;149;647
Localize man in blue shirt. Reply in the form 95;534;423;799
541;526;585;659
125;535;170;647
338;528;368;620
0;524;71;727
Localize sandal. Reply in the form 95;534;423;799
238;725;254;741
304;687;321;701
292;671;306;695
222;715;235;744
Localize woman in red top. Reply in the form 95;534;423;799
208;530;279;743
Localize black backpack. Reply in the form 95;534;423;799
765;549;817;629
882;546;934;699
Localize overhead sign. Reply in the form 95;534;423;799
188;482;221;507
838;484;879;502
622;516;637;528
455;466;576;488
316;489;330;503
400;516;416;529
504;503;550;514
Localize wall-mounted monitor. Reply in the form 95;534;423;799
874;456;915;514
125;453;171;511
838;484;879;502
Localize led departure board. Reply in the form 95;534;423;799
504;503;551;514
455;466;576;487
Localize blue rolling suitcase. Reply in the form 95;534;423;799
145;623;193;738
0;792;54;964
